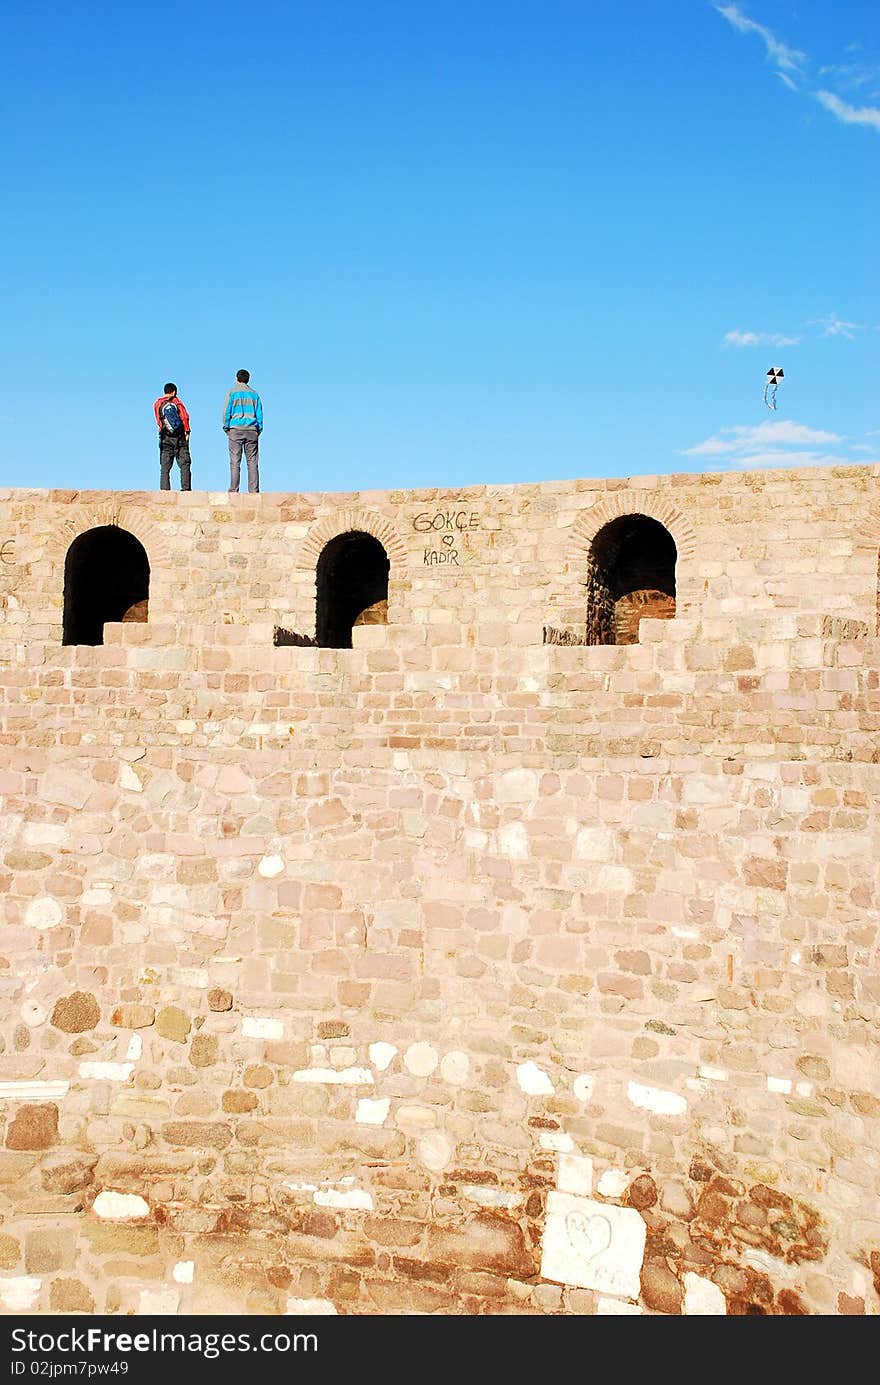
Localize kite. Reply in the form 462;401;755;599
764;366;784;411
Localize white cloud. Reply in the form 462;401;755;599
816;90;880;130
815;312;862;339
716;7;879;136
715;4;806;77
682;421;879;471
684;421;841;458
724;330;800;348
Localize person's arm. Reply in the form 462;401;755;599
177;399;191;435
255;392;263;434
153;398;163;431
222;391;232;431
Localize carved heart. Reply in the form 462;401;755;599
565;1211;612;1262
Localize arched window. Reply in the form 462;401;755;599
62;526;150;646
586;514;676;645
315;531;389;648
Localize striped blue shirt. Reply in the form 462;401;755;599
223;387;263;432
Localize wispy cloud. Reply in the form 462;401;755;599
814;312;862;340
715;4;806;79
724;330;800;348
716;5;880;134
684;421;841;457
682;420;878;471
816;89;880;131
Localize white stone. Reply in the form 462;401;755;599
573;1073;594;1103
574;827;614;861
498;822;529;860
540;1192;646;1298
369;1042;397;1071
462;1186;522;1209
173;1261;194;1284
285;1298;337;1315
540;1132;574;1153
417;1131;453;1172
120;763;143;793
356;1097;390;1126
795;1081;813;1097
93;1190;150;1220
596;1295;642;1315
683;1272;727;1315
314;1188;373;1211
81;886;114;906
699;1065;728;1082
496;769;539;804
627;1081;687;1117
25;897;63;930
126;1035;142;1061
404;1042;438;1077
516;1060;554;1096
242;1016;284;1040
597;1168;629;1198
0;1276;41;1310
292;1067;373;1085
439;1050;470;1085
79;1062;134;1082
138;1288;179;1315
557;1154;594;1197
20;1001;48;1027
767;1076;792;1094
0;1079;69;1103
258;854;284;878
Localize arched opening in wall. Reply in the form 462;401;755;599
315;531;390;648
62;526;150;646
586;514;677;645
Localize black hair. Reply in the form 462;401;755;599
236;369;250;384
164;382;177;395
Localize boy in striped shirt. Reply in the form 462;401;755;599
222;369;263;493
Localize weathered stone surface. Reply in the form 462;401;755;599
50;1278;95;1313
41;1151;98;1194
26;1228;75;1274
190;1034;218;1067
51;991;100;1033
112;1004;156;1029
156;1007;191;1044
427;1215;534;1277
222;1090;258;1113
0;1233;20;1268
162;1122;233;1150
627;1174;658;1210
208;989;233;1012
6;1103;59;1150
641;1259;683;1315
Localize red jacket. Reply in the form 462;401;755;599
153;394;191;434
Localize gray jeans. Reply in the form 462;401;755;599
227;426;260;493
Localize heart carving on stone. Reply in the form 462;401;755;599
565;1211;612;1262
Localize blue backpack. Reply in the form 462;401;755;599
159;399;184;434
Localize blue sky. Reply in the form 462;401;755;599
1;1;876;492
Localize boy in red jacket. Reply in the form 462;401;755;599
153;383;192;491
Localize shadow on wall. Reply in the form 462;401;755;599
586;514;677;645
62;526;150;646
315;531;389;648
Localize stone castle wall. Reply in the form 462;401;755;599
0;466;878;1317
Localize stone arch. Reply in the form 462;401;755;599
295;510;406;571
569;494;697;645
570;492;697;566
315;531;390;648
585;514;677;645
62;525;150;645
47;503;170;573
